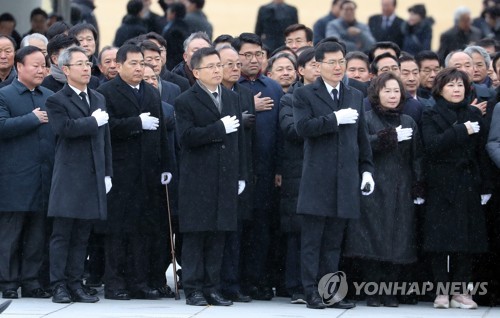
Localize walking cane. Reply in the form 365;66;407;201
165;183;181;300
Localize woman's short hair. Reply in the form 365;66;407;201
431;67;471;99
368;72;406;108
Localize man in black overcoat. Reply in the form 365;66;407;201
292;42;374;309
97;44;170;300
174;47;246;306
45;46;112;303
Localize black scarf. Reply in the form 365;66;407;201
434;95;469;125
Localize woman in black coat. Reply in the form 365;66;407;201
421;68;492;310
345;73;424;307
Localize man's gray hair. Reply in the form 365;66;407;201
98;45;118;65
266;52;297;74
20;33;48;47
454;6;471;25
464;45;491;66
444;50;471;67
58;46;87;68
183;31;211;53
216;44;238;54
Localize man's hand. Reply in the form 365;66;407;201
471;98;487;115
242;110;256;128
221;115;240;134
347;26;361;36
33;107;48;123
140;112;160;130
334;108;358;125
91;108;109;127
161;172;172;185
275;174;282;187
105;176;112;194
238;180;246;195
254;92;274;112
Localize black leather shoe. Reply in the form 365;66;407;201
52;284;72;303
186;291;208;306
22;287;51;298
130;288;160;300
253;286;274;300
70;288;99;303
2;289;17;299
327;299;356;309
383;295;399;307
156;285;175;298
366;295;381;307
82;284;98;296
223;290;252;302
0;300;12;314
104;289;130;300
306;291;326;309
204;291;233;306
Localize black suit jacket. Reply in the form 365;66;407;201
97;75;168;234
160;79;181;105
368;14;404;48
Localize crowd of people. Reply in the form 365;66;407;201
2;0;500;312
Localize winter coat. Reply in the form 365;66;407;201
401;18;434;56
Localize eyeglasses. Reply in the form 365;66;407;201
319;59;346;67
65;61;93;68
239;51;265;60
421;67;441;74
223;62;242;69
196;63;223;71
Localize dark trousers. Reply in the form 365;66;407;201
301;215;346;295
286;232;303;294
361;260;400;288
86;229;105;282
181;231;225;297
0;212;45;291
148;227;171;288
431;253;472;289
221;225;242;294
49;217;92;290
104;232;149;292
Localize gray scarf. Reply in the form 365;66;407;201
50;64;67;83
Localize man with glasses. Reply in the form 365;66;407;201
293;41;373;309
175;47;246;306
45;46;111;304
232;32;283;301
284;24;313;53
415;50;441;99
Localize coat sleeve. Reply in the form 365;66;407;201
293;88;339;137
421;110;470;155
279;94;302;143
486;103;500;168
0;93;42;139
174;96;226;148
356;99;374;175
45;96;99;138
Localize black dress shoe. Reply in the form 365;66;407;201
70;288;99;303
104;289;130;300
204;291;233;306
0;300;12;314
383;295;399;307
130;288;160;300
156;285;175;298
306;291;326;309
82;284;98;296
186;291;208;306
366;295;381;307
222;290;252;303
253;286;274;300
2;289;18;299
22;287;51;298
327;299;356;309
52;284;72;303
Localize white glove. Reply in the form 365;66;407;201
140;112;159;130
481;194;492;205
238;180;246;195
91;108;109;127
105;176;112;194
360;172;375;196
334;108;358;125
221;115;240;134
464;121;480;134
396;125;413;142
161;172;172;185
414;197;425;205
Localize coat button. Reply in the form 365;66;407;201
221;145;226;149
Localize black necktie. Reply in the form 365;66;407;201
331;88;339;102
79;91;90;109
212;92;218;99
212;92;221;112
132;87;141;103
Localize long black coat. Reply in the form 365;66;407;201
0;79;54;212
345;109;423;263
174;83;246;233
45;84;112;220
293;78;373;218
97;75;168;234
421;97;490;253
278;82;303;233
255;2;298;51
368;14;405;48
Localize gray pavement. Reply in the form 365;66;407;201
2;291;500;318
